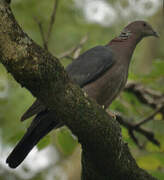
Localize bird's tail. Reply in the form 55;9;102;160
21;99;45;121
6;110;58;168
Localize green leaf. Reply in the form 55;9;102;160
56;127;78;156
37;135;51;150
137;155;161;171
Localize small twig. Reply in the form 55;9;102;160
135;125;160;146
34;0;58;50
34;17;48;50
58;47;76;59
107;111;160;147
128;129;143;148
135;106;164;128
124;82;164;112
113;83;164;148
45;0;59;49
58;35;88;60
73;35;88;59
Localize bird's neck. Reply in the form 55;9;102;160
109;30;142;47
108;31;142;64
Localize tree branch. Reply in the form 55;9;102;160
58;35;88;60
34;17;47;50
116;114;160;148
135;106;164;127
0;1;157;179
45;0;58;50
124;82;164;113
34;0;58;50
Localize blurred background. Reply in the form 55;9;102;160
0;0;163;179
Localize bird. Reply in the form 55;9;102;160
6;21;159;168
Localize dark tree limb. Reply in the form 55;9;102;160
106;83;163;148
125;82;164;114
116;114;160;148
0;1;158;180
106;109;160;148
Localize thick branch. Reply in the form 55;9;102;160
0;1;157;180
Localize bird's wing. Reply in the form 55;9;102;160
66;46;115;87
20;46;114;121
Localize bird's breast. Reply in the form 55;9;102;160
83;63;128;108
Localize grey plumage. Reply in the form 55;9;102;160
67;46;114;87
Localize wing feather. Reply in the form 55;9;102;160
21;46;114;121
66;46;114;87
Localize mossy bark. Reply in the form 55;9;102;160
0;1;158;179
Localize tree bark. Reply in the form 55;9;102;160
0;1;158;179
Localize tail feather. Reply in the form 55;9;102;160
21;99;45;121
6;110;58;168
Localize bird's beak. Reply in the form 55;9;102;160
152;31;160;38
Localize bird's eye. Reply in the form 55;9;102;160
143;23;147;27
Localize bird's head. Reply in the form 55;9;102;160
123;21;159;39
